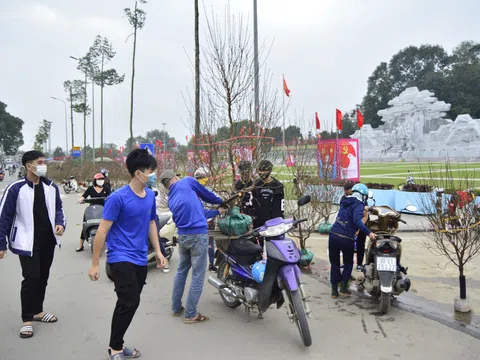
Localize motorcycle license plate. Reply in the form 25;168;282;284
376;257;396;272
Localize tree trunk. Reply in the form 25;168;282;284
92;79;95;163
83;73;87;164
101;59;104;162
459;266;466;299
129;23;138;150
194;0;200;164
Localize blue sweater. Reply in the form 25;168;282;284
168;177;222;235
331;196;371;240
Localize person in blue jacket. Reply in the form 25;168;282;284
329;183;376;299
160;170;227;324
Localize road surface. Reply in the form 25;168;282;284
0;176;479;360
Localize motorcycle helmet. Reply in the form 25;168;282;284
100;168;109;177
256;160;273;180
352;183;369;202
194;167;209;180
252;260;266;283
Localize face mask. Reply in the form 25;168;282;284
198;177;208;186
32;164;47;177
96;180;105;186
146;172;157;187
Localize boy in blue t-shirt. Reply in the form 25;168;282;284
89;149;167;360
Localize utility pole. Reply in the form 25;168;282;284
253;0;260;127
50;97;68;155
69;86;74;155
162;123;167;154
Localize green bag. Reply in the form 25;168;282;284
217;206;253;236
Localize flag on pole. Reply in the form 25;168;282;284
336;109;343;131
356;109;364;128
315;112;321;137
283;76;291;97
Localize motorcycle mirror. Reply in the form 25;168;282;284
405;205;417;212
298;195;311;207
368;190;374;199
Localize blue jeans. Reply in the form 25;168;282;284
172;234;208;318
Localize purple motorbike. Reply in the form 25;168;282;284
208;195;312;347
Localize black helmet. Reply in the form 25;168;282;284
238;160;251;173
257;160;273;172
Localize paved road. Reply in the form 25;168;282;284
0;178;479;360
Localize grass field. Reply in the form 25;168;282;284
273;161;480;190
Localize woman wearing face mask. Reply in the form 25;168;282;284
76;173;111;252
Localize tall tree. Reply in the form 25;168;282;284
194;0;200;161
124;0;147;149
53;146;65;158
0;101;24;155
63;80;81;148
34;119;52;152
90;35;125;161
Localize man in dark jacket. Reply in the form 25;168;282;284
329;183;376;299
252;160;284;228
234;160;255;217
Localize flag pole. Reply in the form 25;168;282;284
282;74;286;148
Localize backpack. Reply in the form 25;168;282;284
217;206;253;236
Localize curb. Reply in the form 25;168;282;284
306;258;480;340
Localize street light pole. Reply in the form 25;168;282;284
51;97;68;156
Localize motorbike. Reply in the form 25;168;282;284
105;211;178;281
208;195;313;347
358;191;417;314
398;170;415;190
62;176;82;194
81;198;106;254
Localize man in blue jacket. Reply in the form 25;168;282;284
0;150;66;339
329;183;376;299
160;170;225;324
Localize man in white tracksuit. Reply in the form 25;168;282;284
0;150;66;339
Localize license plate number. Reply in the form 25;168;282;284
376;257;397;272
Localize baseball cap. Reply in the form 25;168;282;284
160;169;176;188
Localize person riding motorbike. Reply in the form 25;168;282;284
194;167;222;273
234;160;256;217
329;183;376;299
252;160;284;228
100;168;112;193
76;173;111;252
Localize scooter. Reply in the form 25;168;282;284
208;195;313;347
105;211;178;281
62;176;82;194
358;191;417;314
81;197;106;254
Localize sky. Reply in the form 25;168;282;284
1;0;479;152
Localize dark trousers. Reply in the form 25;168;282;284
208;237;215;265
109;262;147;351
356;231;367;266
19;245;55;322
329;233;354;285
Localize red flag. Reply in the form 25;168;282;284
357;109;364;128
336;109;343;131
186;135;189;142
315;112;321;132
283;76;291;97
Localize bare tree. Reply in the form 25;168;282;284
194;0;201;161
63;79;87;156
124;0;147;149
417;162;480;311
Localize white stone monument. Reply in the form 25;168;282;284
352;87;480;161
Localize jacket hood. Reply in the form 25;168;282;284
341;196;362;208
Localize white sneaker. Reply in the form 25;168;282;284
163;265;170;274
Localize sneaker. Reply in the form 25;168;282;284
209;264;218;273
356;265;363;272
162;265;170;274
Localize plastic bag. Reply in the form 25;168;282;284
217;206;253;236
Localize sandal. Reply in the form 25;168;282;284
19;325;34;339
33;313;57;323
184;313;209;324
123;347;141;359
172;306;185;317
76;246;84;252
107;349;126;360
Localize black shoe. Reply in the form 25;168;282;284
75;246;84;252
209;264;218;273
356;265;363;272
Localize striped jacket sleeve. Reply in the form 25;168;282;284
0;182;20;250
53;183;66;229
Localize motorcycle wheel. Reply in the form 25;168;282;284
76;187;82;193
64;187;71;194
217;262;242;308
287;288;312;347
105;263;114;282
160;237;174;261
380;291;391;314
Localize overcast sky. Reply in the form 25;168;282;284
1;0;479;152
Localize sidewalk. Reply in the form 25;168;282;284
304;231;480;315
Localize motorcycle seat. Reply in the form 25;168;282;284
228;239;263;256
69;176;75;179
157;214;171;229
